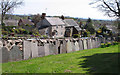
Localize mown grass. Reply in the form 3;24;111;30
2;45;119;73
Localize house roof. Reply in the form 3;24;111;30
4;20;18;26
20;19;34;25
45;17;65;25
64;19;78;27
64;19;82;31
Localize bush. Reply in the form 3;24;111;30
23;30;29;34
107;42;112;47
73;34;80;38
2;30;8;35
113;41;119;45
101;43;106;48
42;35;48;39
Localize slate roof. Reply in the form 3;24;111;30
4;20;18;26
64;19;82;31
45;17;65;25
20;19;34;25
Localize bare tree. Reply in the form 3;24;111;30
0;0;23;25
90;0;120;18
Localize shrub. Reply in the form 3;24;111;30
113;41;119;45
101;43;106;48
2;30;8;35
107;42;112;47
73;34;80;38
23;30;29;34
42;35;48;39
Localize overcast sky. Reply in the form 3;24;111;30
13;0;113;20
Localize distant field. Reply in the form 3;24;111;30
2;45;119;73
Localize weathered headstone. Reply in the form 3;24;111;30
87;39;91;49
0;41;3;63
61;40;67;53
31;42;38;58
44;44;50;56
89;39;93;49
71;41;75;52
83;39;87;49
2;47;9;63
38;46;45;57
23;41;32;60
9;45;23;61
66;40;72;53
79;39;84;50
92;39;96;48
75;41;79;51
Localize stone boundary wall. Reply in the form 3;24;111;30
1;37;102;63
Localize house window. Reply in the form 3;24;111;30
56;25;58;29
61;32;63;35
56;32;58;35
61;25;63;28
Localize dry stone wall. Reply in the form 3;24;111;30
1;37;103;63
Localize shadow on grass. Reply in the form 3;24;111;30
79;53;120;74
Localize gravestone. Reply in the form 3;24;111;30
83;39;87;49
23;41;32;60
44;44;50;56
49;42;57;55
87;39;91;49
75;41;79;51
89;39;93;49
0;41;3;49
61;40;67;53
0;41;3;63
66;40;72;53
92;39;96;48
31;42;38;58
38;46;45;57
9;45;23;61
79;39;84;50
71;41;75;52
49;43;54;55
2;47;9;63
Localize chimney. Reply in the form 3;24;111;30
41;13;46;19
61;15;64;20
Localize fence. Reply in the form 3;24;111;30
0;37;102;63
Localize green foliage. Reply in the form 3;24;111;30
73;34;80;38
2;30;8;35
101;43;106;48
42;35;48;38
84;18;96;34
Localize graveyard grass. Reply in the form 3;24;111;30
2;45;119;73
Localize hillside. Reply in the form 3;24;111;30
2;45;119;73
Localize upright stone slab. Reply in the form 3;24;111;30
71;41;75;52
66;40;72;53
83;39;87;50
49;42;57;55
61;40;67;53
0;41;3;63
87;39;91;49
75;41;79;51
23;41;32;60
89;39;93;49
44;44;50;56
31;42;38;58
49;43;54;55
79;39;84;50
2;47;9;63
9;45;23;61
38;46;45;57
92;39;96;48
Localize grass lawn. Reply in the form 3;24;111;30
2;45;119;73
